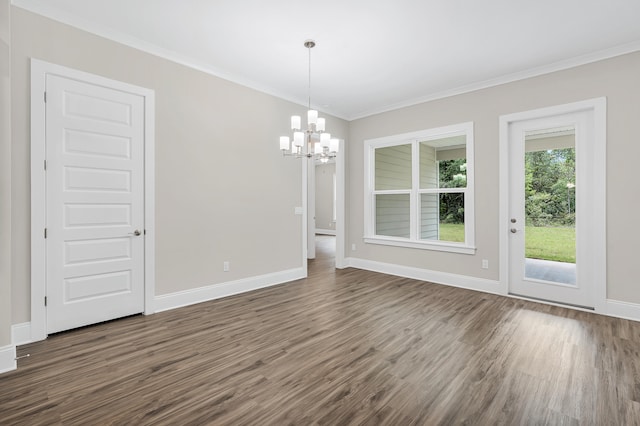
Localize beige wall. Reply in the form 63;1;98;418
0;0;12;346
347;52;640;304
315;162;336;232
10;7;348;324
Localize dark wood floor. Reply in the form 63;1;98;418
3;235;640;425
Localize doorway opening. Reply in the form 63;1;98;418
305;139;345;273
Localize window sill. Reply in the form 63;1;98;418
363;236;476;255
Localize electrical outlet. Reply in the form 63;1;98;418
223;261;230;272
482;259;489;269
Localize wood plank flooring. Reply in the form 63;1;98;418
2;235;640;425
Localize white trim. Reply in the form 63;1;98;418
364;122;475;252
30;59;156;341
499;98;607;312
30;59;47;342
301;153;308;275
307;156;316;259
315;228;336;236
12;323;32;346
363;237;476;255
144;88;156;316
345;257;502;295
347;41;640;120
0;345;16;374
605;300;640;322
343;258;640;323
11;0;640;121
335;139;347;269
154;268;305;313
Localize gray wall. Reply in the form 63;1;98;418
347;51;640;304
0;0;11;347
10;7;349;324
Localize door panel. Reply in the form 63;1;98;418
508;111;594;308
46;74;145;333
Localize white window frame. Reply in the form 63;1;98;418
364;122;476;255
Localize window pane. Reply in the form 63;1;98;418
375;144;412;190
438;159;467;189
420;136;467;189
420;193;465;243
376;194;410;238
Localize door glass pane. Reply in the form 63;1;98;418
523;127;576;284
375;144;411;190
420;193;465;242
375;194;410;238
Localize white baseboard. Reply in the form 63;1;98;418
154;267;306;313
605;299;640;322
12;322;32;346
315;228;336;236
345;257;503;295
0;345;16;374
345;257;640;323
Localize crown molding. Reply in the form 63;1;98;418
348;39;640;120
11;0;324;115
12;0;640;122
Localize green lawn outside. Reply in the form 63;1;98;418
439;223;465;243
438;223;575;263
525;225;575;263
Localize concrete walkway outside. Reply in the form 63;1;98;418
525;258;576;285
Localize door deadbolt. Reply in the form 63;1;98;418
511;218;517;223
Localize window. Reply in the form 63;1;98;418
364;122;475;254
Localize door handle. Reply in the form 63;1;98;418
129;229;142;236
510;228;517;234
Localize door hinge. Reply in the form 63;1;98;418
44;92;47;103
44;296;47;306
44;228;47;238
44;160;47;170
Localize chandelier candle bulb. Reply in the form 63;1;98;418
317;118;326;132
293;132;304;147
308;110;318;126
330;138;339;152
291;115;301;130
280;136;290;150
320;133;331;147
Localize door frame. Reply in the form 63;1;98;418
499;98;606;312
301;139;346;272
30;59;156;342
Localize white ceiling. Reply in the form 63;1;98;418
13;0;640;120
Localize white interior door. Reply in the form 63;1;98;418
507;110;596;308
46;74;145;333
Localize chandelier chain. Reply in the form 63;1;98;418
308;44;312;111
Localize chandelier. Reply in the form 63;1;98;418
279;40;338;163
